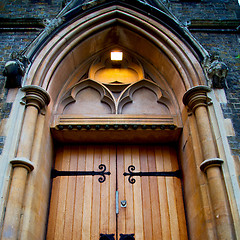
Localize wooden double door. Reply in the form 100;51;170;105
46;144;188;240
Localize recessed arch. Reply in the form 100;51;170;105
57;79;116;114
23;5;207;112
117;79;175;115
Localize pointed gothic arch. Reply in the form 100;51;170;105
1;1;238;240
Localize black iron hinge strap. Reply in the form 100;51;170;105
51;164;110;183
123;165;181;184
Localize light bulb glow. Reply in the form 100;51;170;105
111;51;123;61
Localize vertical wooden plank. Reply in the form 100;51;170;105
140;147;153;240
54;145;71;240
155;146;171;240
46;145;64;240
100;145;110;234
147;146;162;240
164;145;180;240
72;145;86;240
124;146;134;234
63;145;78;240
91;145;101;239
117;145;126;238
81;145;94;239
109;145;117;234
170;145;188;240
132;146;144;240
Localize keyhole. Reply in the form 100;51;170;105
121;200;127;207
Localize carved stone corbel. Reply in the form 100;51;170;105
3;52;29;88
43;17;64;34
206;53;228;89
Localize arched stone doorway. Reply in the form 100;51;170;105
0;2;237;240
47;49;187;239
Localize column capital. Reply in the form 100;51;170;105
10;157;34;172
183;85;212;112
200;158;224;172
21;85;50;111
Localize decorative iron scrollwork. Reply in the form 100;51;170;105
99;234;115;240
123;165;181;184
119;234;135;240
52;164;111;183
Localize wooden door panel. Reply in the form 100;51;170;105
117;145;188;240
47;145;116;240
47;144;187;240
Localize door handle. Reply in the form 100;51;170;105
116;191;119;214
116;191;127;213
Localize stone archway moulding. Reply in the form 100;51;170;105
24;6;207;100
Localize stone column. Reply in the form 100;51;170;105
183;86;235;240
1;86;50;240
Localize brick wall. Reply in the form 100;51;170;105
0;31;40;153
0;0;62;154
0;0;62;19
194;32;240;155
169;0;239;23
170;0;240;156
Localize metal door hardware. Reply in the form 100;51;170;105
123;165;181;184
116;191;119;214
119;234;135;240
99;234;115;240
51;164;111;183
121;200;127;208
